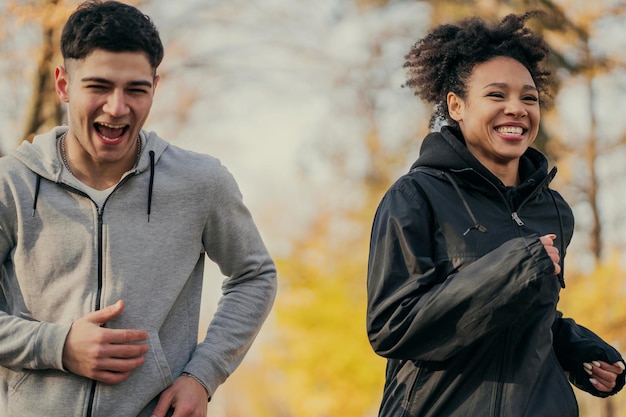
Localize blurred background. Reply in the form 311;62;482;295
1;0;625;415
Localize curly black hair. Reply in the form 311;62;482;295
61;0;164;71
404;11;551;129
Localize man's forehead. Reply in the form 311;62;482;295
65;49;155;80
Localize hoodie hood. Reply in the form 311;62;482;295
9;126;170;219
411;126;550;196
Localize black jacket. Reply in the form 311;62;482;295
367;127;624;417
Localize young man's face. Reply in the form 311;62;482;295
55;49;159;172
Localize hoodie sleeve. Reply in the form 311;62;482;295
0;161;71;371
182;163;277;397
0;312;71;371
366;182;557;361
552;312;625;397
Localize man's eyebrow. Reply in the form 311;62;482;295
483;82;538;91
80;77;153;88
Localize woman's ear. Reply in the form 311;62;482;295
447;92;463;122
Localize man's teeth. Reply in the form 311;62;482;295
496;126;524;135
98;122;124;129
96;123;126;139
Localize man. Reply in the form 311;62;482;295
0;1;277;416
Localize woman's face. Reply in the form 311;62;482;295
447;56;540;183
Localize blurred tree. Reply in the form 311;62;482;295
230;3;428;415
0;0;74;147
0;0;59;154
19;0;69;143
0;0;145;152
538;1;626;265
268;212;386;417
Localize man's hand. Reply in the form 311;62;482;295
62;300;149;384
151;375;209;417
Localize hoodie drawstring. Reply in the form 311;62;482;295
442;172;488;236
32;175;42;217
32;151;157;221
147;150;155;222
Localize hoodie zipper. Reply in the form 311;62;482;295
58;174;136;417
85;209;104;417
85;175;137;417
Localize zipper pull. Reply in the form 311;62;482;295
511;212;524;226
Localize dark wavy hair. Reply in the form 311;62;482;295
61;0;164;71
403;11;551;129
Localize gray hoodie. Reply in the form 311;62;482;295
0;127;277;417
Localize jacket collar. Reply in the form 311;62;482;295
411;126;552;201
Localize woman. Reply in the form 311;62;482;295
366;12;625;417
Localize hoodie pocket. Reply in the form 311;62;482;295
93;333;176;417
8;368;89;417
146;332;175;390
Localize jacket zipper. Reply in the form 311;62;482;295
450;167;555;229
511;212;524;226
507;167;557;227
450;172;517;413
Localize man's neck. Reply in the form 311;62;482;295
61;133;140;190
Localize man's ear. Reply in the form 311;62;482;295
447;92;464;122
152;74;160;95
55;66;70;103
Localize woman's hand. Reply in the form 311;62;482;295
583;360;626;392
539;234;561;275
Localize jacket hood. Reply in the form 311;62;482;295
9;126;169;184
411;126;550;194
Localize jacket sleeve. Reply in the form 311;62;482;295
367;184;557;361
183;164;277;398
552;312;626;397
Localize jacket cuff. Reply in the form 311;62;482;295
570;364;626;398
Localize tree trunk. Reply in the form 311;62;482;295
20;0;64;144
